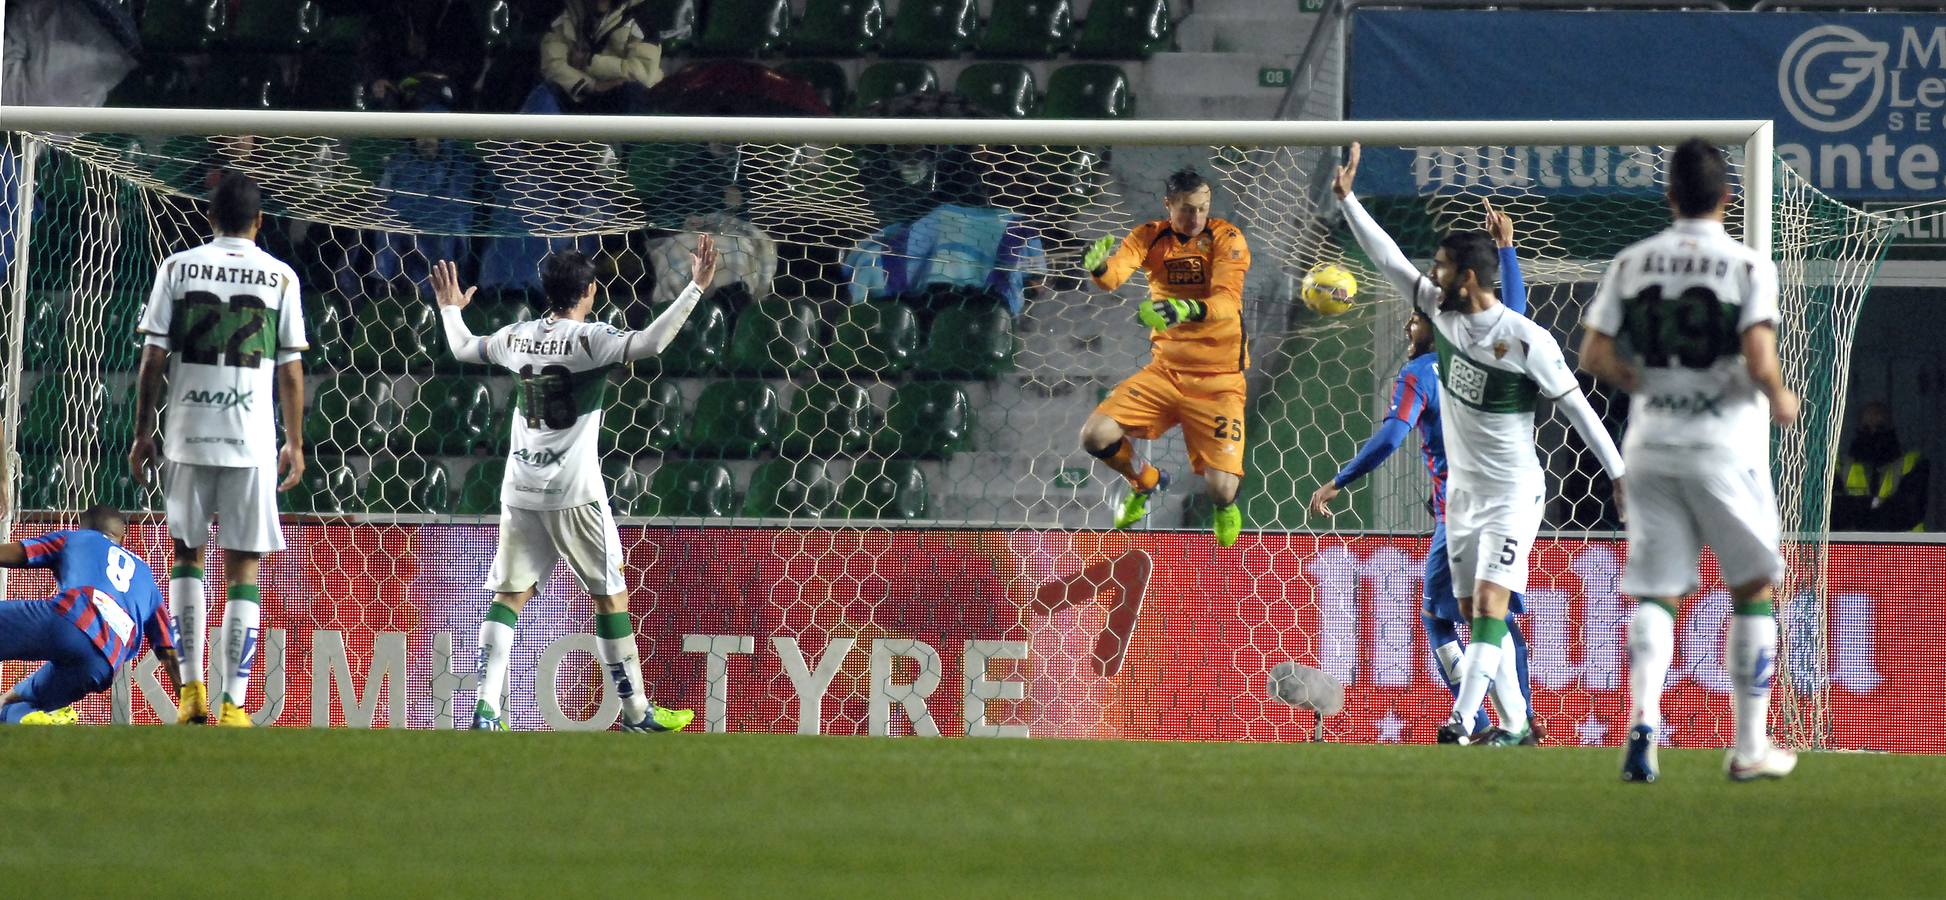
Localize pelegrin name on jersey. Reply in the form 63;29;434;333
1643;390;1726;417
176;262;284;288
507;335;591;357
511;447;567;467
1638;253;1734;279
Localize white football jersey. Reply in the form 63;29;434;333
138;236;308;468
1583;219;1778;475
481;316;636;510
1416;292;1581;494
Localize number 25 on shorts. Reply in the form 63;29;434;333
1212;415;1242;440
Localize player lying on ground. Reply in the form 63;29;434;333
1080;168;1254;547
0;505;180;724
131;172;308;728
433;237;719;732
1335;143;1626;747
1579;139;1801;783
1310;199;1539;741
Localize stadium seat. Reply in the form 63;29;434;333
726;297;816;376
108;58;199;108
401;376;495;455
350;296;438;373
17;456;67;512
229;0;323;52
684;379;781;458
604;458;656;516
455;458;507;515
648;461;736;517
197;55;291;110
305;373;399;455
1071;0;1174;59
876;381;972;459
791;0;884;57
853;62;941;110
362;457;452;514
692;0;794;56
304;296;353;371
99;296;147;373
293;56;370;112
781;382;878;457
742;459;837;518
20;376;103;454
644;297;729;376
95;460;157;514
23;293;66;371
635;0;702;51
140;0;229;54
954;63;1040;118
916;304;1016;377
825;302;919;375
836;458;928;519
1041;63;1133;119
775;61;850;115
881;0;977;57
287;457;361;514
600;377;685;457
976;0;1074;58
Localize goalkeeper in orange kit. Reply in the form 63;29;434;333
1079;168;1253;547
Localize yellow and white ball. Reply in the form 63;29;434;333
1300;263;1358;316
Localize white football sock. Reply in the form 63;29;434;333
170;573;207;686
475;620;515;719
1627;602;1676;732
1490;633;1528;733
598;635;651;722
1728;611;1779;759
219;591;262;708
1451;640;1502;728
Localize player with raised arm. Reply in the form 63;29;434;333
1310;199;1540;741
433;237;718;733
1579;139;1800;783
1334;143;1626;747
131;172;307;727
1079;168;1254;547
0;505;181;724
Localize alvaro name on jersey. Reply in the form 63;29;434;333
483;317;638;510
137;236;308;468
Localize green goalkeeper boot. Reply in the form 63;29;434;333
1112;469;1170;530
1212;503;1242;548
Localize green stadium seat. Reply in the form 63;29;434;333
775;60;850;115
825;302;919;375
401;376;495;455
1041;63;1133;119
362;457;452;514
20;375;104;454
604;458;656;516
876;381;972;459
954;63;1040;118
685;379;781;458
648;460;736;517
881;0;977;57
600;377;685;457
140;0;229;54
197;55;291;110
303;296;352;370
692;0;793;56
853;62;941;110
455;458;507;515
350;296;438;373
635;0;702;51
1072;0;1174;59
229;0;323;52
286;457;361;514
645;297;729;376
99;297;147;373
23;293;66;371
836;458;928;519
791;0;883;56
293;56;370;112
305;373;399;454
742;459;837;518
17;456;68;512
781;382;877;457
916;304;1016;377
976;0;1073;58
726;297;816;376
108;58;199;109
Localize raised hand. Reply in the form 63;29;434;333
1308;481;1341;518
432;259;476;310
1332;143;1361;200
690;233;719;288
1082;235;1117;274
1485;197;1514;248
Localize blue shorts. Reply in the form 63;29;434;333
1423;520;1526;622
0;599;116;717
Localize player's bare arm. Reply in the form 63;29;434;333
1332;142;1360;200
276;360;305;491
1308;481;1341;517
1577;328;1639;393
129;344;169;487
1741;322;1799;426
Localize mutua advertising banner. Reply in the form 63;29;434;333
5;523;1938;752
1348;11;1946;201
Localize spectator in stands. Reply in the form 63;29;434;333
843;206;1045;316
529;0;664;114
360;0;478;111
1832;401;1930;532
3;0;136;108
648;215;776;310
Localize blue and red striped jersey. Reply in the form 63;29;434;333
21;530;172;668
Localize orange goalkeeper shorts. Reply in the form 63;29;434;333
1093;363;1247;477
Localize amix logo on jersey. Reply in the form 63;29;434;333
512;448;567;467
180;388;252;412
1644;391;1727;417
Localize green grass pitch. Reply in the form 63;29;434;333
2;729;1940;897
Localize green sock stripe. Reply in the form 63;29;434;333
170;564;205;580
485;602;519;628
1733;600;1774;617
1645;598;1680;620
1471;616;1509;646
595;611;632;639
228;584;261;605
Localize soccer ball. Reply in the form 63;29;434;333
1300;263;1358;316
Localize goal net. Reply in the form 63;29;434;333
0;110;1905;747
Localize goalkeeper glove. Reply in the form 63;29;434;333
1083;235;1117;276
1138;298;1206;330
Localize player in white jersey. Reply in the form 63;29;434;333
1334;144;1627;746
1580;139;1801;783
433;236;718;733
131;173;308;727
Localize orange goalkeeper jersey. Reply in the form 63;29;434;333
1091;217;1252;373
